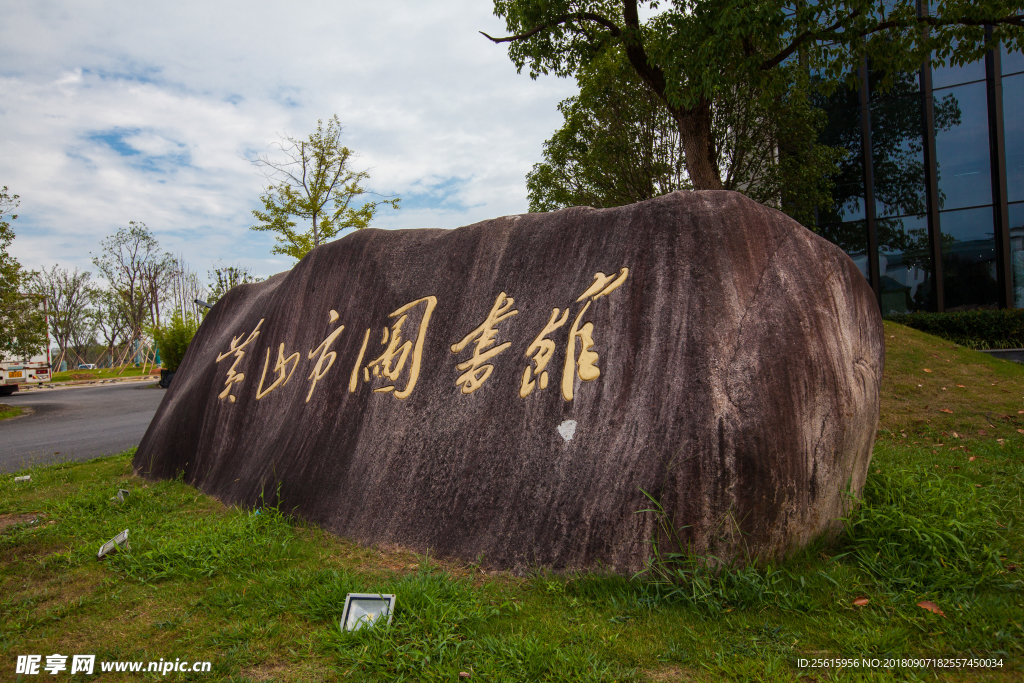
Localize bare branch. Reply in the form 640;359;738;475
480;12;624;44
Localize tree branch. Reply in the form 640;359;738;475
620;0;668;98
480;12;623;44
761;10;861;71
763;11;1024;71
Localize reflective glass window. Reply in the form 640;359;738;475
1004;74;1024;204
819;221;870;282
940;207;999;309
1009;202;1024;308
816;104;865;224
932;54;985;89
934;81;992;211
878;215;932;313
869;66;921;101
870;96;926;218
1003;43;1024;76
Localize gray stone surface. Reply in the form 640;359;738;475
134;191;884;572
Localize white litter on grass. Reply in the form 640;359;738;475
14;475;31;482
110;489;129;503
97;529;129;559
557;420;577;442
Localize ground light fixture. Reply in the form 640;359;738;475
340;594;396;632
97;529;129;559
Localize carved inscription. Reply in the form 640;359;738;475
450;292;519;394
213;269;627;406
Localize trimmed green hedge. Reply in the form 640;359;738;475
885;309;1024;350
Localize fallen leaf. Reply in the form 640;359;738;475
1018;429;1024;434
1018;410;1024;414
975;484;983;488
917;600;945;616
978;430;987;436
957;385;966;388
924;368;932;373
853;597;870;606
952;432;959;438
935;443;944;446
940;408;954;414
1007;565;1018;572
969;456;976;462
459;673;471;679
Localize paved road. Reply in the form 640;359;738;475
0;382;165;473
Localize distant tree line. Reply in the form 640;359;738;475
0;192;261;370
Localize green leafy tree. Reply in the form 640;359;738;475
91;221;171;353
486;0;1023;192
527;46;690;211
206;264;262;306
526;45;843;224
250;115;400;262
152;309;199;372
0;187;48;360
28;266;97;369
93;288;131;367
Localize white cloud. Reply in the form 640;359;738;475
0;0;576;281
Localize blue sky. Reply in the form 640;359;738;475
0;1;578;281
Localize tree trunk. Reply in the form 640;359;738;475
671;99;723;191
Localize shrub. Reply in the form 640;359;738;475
885;309;1024;349
153;310;199;372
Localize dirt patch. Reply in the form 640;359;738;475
644;665;699;682
241;663;291;681
0;512;47;533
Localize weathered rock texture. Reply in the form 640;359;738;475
135;191;884;572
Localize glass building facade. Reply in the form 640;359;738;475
815;31;1024;313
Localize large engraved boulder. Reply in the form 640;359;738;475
135;191;883;572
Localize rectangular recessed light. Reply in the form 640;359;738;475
97;529;129;559
340;593;395;632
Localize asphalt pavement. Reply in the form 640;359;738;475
0;381;166;473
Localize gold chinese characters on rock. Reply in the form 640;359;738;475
214;268;627;405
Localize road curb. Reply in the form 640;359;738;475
18;376;160;392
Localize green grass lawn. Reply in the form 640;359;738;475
0;404;23;420
50;366;162;383
2;321;1022;682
